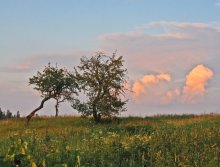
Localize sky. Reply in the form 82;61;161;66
0;0;220;116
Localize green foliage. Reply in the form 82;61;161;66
29;63;78;101
72;52;128;122
0;138;37;167
28;63;78;117
0;115;220;166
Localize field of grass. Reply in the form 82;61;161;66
0;114;220;167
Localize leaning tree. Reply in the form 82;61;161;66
26;63;78;125
72;52;128;123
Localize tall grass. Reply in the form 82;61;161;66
0;115;220;166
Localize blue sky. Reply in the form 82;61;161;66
1;0;220;116
1;0;219;56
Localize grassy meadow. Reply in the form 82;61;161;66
0;114;220;167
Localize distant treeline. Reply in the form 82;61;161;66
0;108;20;119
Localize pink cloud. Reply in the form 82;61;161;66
155;33;191;39
0;63;32;73
131;64;214;105
146;22;211;29
15;63;32;70
182;64;214;103
162;88;181;104
162;64;214;104
99;21;219;108
99;21;220;77
99;32;145;41
132;73;171;97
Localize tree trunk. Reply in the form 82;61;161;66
97;113;101;122
55;99;59;117
92;89;101;123
26;97;50;126
92;104;99;123
93;110;98;123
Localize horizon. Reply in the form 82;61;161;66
1;0;220;116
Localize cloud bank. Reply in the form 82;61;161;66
1;21;219;115
131;64;214;105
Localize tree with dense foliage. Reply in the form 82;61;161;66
72;52;128;123
26;63;78;125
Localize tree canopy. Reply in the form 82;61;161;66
72;52;128;122
26;63;78;125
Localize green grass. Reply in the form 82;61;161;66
0;114;220;167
